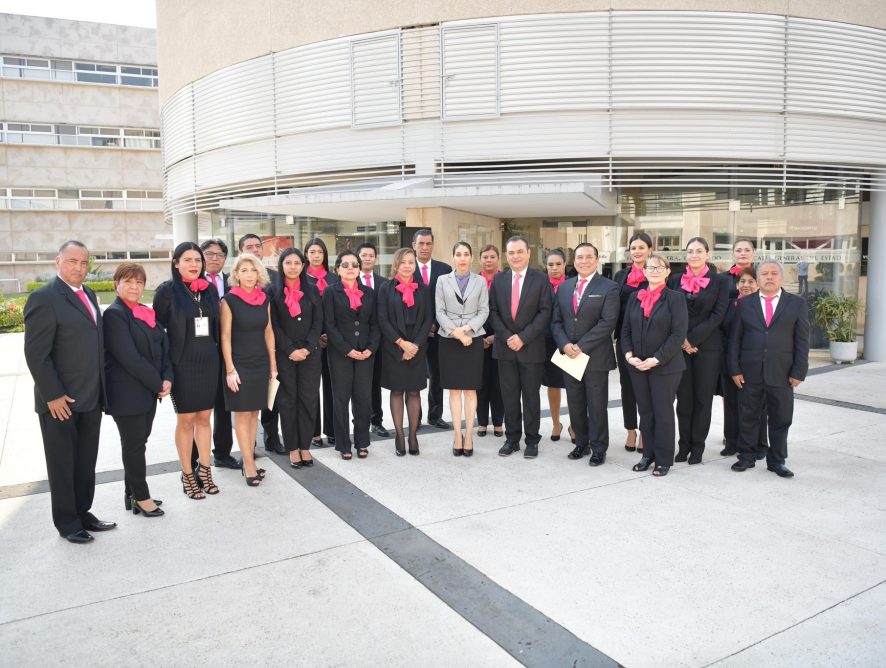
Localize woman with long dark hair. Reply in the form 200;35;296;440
667;236;730;465
476;244;504;438
723;239;757;299
270;247;323;468
377;248;433;456
323;249;380;459
153;242;221;499
304;238;338;448
613;232;653;453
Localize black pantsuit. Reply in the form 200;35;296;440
113;405;157;501
613;267;647;432
551;273;621;456
307;272;338;440
24;277;107;536
489;268;552;447
668;265;730;459
323;281;380;453
621;287;689;468
270;279;324;452
477;343;504;428
736;382;792;465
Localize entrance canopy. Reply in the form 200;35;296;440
219;178;619;222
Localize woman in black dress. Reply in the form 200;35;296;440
542;249;571;442
323;250;380;460
270;248;323;468
377;248;433;456
305;238;337;448
476;245;503;438
221;253;277;486
436;241;489;456
622;254;688;477
667;237;730;465
614;232;653;453
153;242;221;500
104;262;172;517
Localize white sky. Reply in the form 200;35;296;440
0;0;156;28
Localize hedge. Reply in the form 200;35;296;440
0;296;26;333
27;281;115;293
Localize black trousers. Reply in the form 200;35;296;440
497;358;543;446
278;354;322;452
565;369;610;454
675;348;720;455
722;370;768;452
370;350;384;427
616;339;639;430
477;345;504;427
314;348;336;439
630;369;681;467
113;404;157;501
39;407;102;536
260;405;280;443
328;354;374;453
737;381;793;466
426;335;443;421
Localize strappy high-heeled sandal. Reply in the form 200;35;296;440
196;463;220;494
181;471;205;500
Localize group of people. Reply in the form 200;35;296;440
23;231;809;544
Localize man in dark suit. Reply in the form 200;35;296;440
200;238;240;469
551;243;620;466
729;260;809;478
24;240;115;543
239;234;284;454
358;242;389;437
489;235;552;458
413;228;452;429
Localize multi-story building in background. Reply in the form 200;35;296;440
0;13;167;291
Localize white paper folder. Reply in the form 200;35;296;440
550;349;589;381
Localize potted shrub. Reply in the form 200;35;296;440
812;292;863;363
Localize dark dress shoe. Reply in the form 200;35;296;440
720;446;737;456
768;464;794;478
371;424;390;437
523;444;538;459
498;442;520;457
213;454;241;469
327;437;336;446
632;456;654;472
687;450;703;465
84;519;117;532
311;438;331;448
675;448;689;463
731;459;755;472
588;452;606;467
429;418;450;429
567;444;590;460
64;529;94;544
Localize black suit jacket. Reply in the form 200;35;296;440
551;274;620;372
620;287;688;375
152;280;220;366
613;267;648;343
103;298;173;416
24;277;107;414
377;279;433;353
421;259;452;327
269;280;323;364
728;291;810;385
488;268;552;363
667;265;730;351
323;281;380;357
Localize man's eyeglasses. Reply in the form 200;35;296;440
645;265;668;273
204;252;226;259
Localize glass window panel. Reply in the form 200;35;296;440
10;189;33;196
127;190;146;198
2;66;23;77
57;189;78;199
52;60;72;70
23;67;51;80
30;124;52;133
75;62;96;71
96;63;116;73
130;251;149;259
102;190;123;198
81;190;101;198
79;127;98;134
123;129;144;136
121;76;151;87
25;133;56;145
6;133;23;143
7;124;28;131
3;57;24;65
76;72;117;84
110;251;127;259
53;70;75;82
26;59;49;67
98;128;119;135
149;250;171;259
33;189;55;197
120;66;140;74
56;125;76;134
146;191;163;198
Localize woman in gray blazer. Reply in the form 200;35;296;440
436;241;489;456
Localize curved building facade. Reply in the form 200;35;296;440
156;1;886;355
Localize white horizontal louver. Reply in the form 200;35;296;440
165;158;195;200
193;57;274;153
787;114;886;165
442;24;499;119
275;40;351;134
402;26;441;121
351;33;401;127
160;84;194;167
787;17;886;121
499;14;609;113
277;126;403;175
195;140;275;190
611;11;785;111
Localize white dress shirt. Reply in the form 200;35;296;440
59;275;97;319
361;272;374;290
511;270;525;301
759;289;782;320
207;272;225;297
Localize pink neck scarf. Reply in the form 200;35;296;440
637;284;665;317
680;264;710;294
230;286;266;306
284;278;302;317
123;300;156;328
626;264;646;288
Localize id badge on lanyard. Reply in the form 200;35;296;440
194;316;210;337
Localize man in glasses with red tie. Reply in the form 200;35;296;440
24;240;115;543
729;260;809;478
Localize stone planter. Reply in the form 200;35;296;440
830;341;858;363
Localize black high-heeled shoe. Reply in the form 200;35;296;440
463;432;474;457
551;424;562;441
299;450;314;467
632;456;654;472
653;465;670;477
408;433;419;455
125;493;163;510
395;433;406;456
132;499;165;517
240;464;262;487
196;462;219;494
493;427;503;437
181;471;205;500
453;431;464;456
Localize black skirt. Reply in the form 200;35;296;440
542;333;566;388
170;334;219;413
438;336;484;390
223;293;271;412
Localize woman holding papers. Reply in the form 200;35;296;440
436;241;489;456
550;243;620;466
270;248;323;468
220;254;277;487
622;254;688;477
